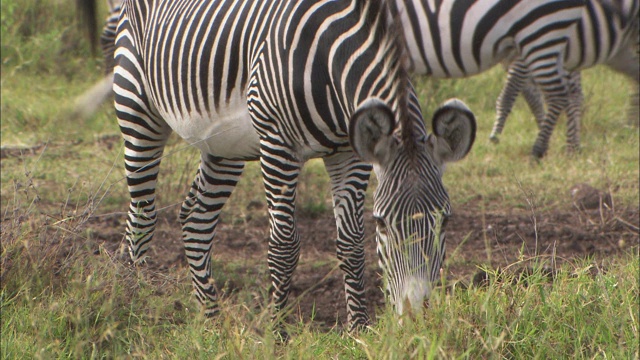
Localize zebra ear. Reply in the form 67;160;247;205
428;98;476;164
349;100;396;164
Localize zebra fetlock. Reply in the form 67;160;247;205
125;201;157;263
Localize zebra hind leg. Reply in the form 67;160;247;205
521;77;546;128
605;44;640;126
565;71;583;153
530;62;570;158
323;153;373;331
491;60;528;143
630;91;639;126
179;155;244;318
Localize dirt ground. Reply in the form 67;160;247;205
84;195;639;330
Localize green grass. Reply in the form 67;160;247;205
2;213;638;358
413;67;640;211
1;0;639;358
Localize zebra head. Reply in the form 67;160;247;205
350;98;476;315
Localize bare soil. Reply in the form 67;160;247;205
83;200;639;330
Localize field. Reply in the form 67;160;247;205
1;1;639;359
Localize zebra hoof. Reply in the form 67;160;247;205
531;150;546;161
348;317;371;333
489;135;500;144
531;143;548;160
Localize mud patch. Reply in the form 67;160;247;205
81;203;638;329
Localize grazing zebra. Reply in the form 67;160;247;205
389;0;584;157
79;0;477;330
492;0;640;154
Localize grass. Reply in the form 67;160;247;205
1;0;639;358
2;205;638;358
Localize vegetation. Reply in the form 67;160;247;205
2;0;638;358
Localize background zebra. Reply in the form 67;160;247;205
391;0;638;158
100;0;122;75
492;0;639;154
72;0;122;120
79;0;477;331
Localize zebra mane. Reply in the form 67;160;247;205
359;0;417;159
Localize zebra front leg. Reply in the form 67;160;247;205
260;142;302;338
324;153;372;331
117;93;171;263
115;28;173;263
491;60;529;143
123;139;168;263
565;71;583;153
180;156;244;317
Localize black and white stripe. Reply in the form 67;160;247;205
392;0;638;158
390;0;585;78
80;0;477;331
492;0;639;157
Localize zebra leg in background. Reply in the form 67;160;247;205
323;152;372;331
521;77;546;128
100;0;121;75
72;0;121;119
605;46;640;126
565;71;583;152
627;89;640;127
179;156;244;317
490;61;529;143
260;141;302;336
529;60;571;158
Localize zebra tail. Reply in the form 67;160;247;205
71;74;114;120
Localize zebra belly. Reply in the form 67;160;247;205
164;105;261;161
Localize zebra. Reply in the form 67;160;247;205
100;0;123;75
491;0;640;154
389;0;587;157
72;0;123;120
78;0;477;331
391;0;639;158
